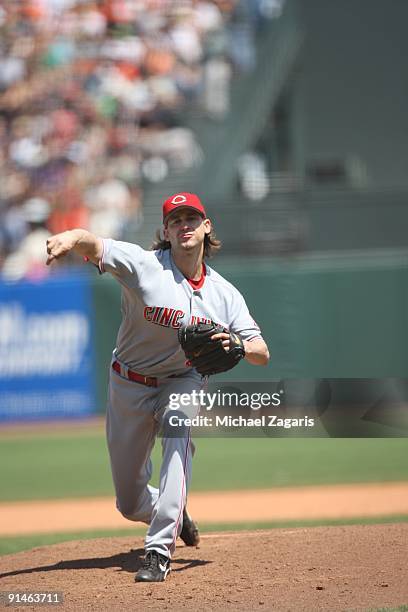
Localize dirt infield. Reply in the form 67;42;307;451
0;482;408;536
1;481;408;536
0;524;407;611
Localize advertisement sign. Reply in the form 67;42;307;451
0;274;96;421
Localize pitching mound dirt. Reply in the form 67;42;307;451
0;524;407;611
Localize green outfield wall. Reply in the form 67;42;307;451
92;251;408;412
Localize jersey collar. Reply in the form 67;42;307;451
169;251;207;293
187;263;206;290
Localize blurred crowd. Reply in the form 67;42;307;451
0;0;283;280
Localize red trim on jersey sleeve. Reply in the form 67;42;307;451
83;254;103;275
187;263;206;290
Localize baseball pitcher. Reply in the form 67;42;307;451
46;192;269;582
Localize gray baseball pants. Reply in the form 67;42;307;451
106;366;202;558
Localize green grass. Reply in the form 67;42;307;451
0;528;143;557
371;607;408;612
0;431;113;501
0;434;407;501
1;515;407;557
191;437;408;492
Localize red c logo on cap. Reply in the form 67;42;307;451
170;195;187;205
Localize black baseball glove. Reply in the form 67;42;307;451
178;322;245;376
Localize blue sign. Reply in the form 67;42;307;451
0;273;96;421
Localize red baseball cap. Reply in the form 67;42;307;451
162;192;206;223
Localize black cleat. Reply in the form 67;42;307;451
180;507;200;547
135;550;171;583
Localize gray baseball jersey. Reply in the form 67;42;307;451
100;238;264;559
99;238;262;377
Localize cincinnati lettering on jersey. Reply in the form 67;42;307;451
143;307;213;329
144;306;184;328
190;315;213;325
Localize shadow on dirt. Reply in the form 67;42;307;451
0;547;211;579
